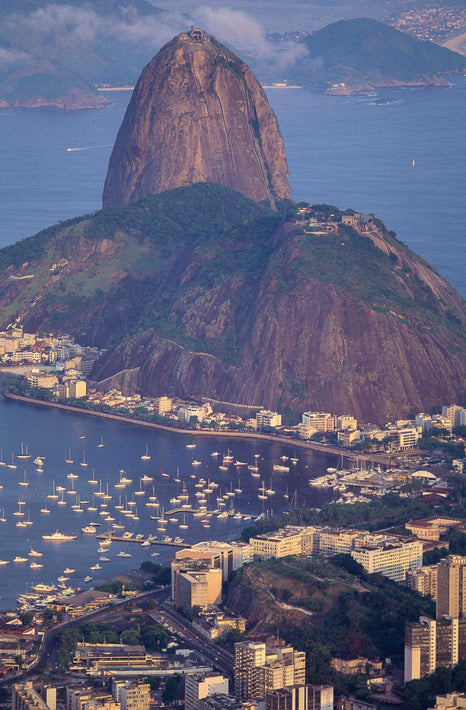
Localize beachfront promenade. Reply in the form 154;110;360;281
2;390;407;467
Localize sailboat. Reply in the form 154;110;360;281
7;452;17;469
40;499;51;514
47;481;59;500
97;436;105;448
65;449;74;464
80;450;88;467
135;478;145;496
179;514;189;530
141;444;151;461
18;471;29;487
0;449;4;466
17;443;31;459
0;507;6;523
88;468;98;485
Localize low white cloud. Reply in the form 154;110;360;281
0;47;30;70
191;6;308;70
193;6;274;59
2;3;306;73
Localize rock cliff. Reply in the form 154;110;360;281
102;29;290;210
1;184;466;425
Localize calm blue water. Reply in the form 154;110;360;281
0;80;465;296
0;80;465;606
0;379;334;609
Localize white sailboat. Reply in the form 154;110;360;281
65;449;74;464
17;443;31;459
141;444;151;461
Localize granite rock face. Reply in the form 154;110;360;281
102;29;290;209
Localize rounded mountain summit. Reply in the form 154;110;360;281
102;29;291;210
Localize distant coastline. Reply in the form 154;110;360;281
1;390;394;465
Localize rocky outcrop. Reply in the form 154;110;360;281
102;30;290;210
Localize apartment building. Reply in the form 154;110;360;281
112;682;150;710
437;556;466;619
251;527;305;560
351;535;423;582
266;684;333;710
12;684;56;710
427;693;466;709
185;673;229;710
256;410;282;429
404;616;466;682
301;412;335;436
406;565;438;600
234;638;305;702
66;687;120;710
171;549;225;607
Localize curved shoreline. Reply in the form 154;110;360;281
1;390;398;465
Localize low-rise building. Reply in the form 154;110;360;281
428;693;466;709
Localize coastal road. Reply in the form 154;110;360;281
33;586;170;674
151;604;234;677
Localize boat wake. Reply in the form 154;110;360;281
66;145;112;152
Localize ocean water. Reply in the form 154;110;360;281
0;79;464;296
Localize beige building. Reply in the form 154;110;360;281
154;396;172;414
428;693;466;709
351;535;423;582
235;638;305;702
318;528;362;556
406;517;464;542
406;565;438;600
251;527;304;560
27;372;58;389
192;541;234;581
301;412;335;436
437;556;466;619
112;682;150;710
266;684;334;710
404;615;466;682
69;380;87;398
171;549;225;607
66;687;120;710
185;673;229;710
176;568;223;610
13;684;56;710
256;410;282;429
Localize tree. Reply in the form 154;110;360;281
163;675;182;703
19;612;33;627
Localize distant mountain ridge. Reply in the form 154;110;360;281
0;0;165;109
291;18;466;93
1;183;465;424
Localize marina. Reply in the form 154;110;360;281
0;377;337;609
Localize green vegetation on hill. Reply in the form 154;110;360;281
241;491;436;542
291;18;466;91
0;183;464;365
0;0;164;106
226;555;434;690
